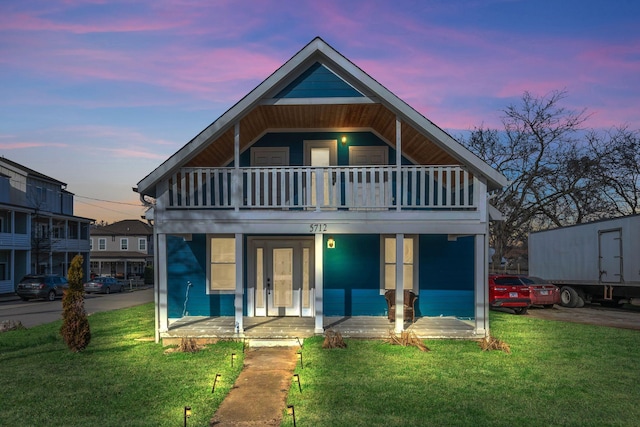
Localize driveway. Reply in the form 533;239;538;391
526;304;640;330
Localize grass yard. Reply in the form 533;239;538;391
0;303;243;427
284;312;640;427
2;304;639;427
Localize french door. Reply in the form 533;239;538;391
250;238;314;317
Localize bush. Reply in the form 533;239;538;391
60;254;91;352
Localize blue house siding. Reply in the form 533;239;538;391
418;235;475;318
323;234;386;316
166;234;234;318
275;62;363;98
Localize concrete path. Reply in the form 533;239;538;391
210;346;298;426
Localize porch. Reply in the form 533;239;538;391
161;315;479;345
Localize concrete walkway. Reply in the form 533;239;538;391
210;346;298;426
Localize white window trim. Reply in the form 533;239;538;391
380;235;418;294
120;238;128;251
98;238;106;251
206;234;236;294
138;238;146;251
89;238;93;250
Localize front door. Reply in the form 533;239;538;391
250;238;314;317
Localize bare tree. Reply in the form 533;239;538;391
586;126;640;216
463;90;592;264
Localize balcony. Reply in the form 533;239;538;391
165;165;479;212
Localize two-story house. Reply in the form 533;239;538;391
0;157;92;293
89;219;153;281
136;38;507;343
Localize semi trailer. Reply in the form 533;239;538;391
528;214;640;308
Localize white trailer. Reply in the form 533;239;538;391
529;214;640;308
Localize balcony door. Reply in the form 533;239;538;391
304;140;337;208
250;238;314;317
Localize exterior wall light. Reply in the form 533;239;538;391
327;237;335;249
341;135;347;146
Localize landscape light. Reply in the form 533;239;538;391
212;373;221;393
184;406;191;427
287;405;297;427
297;351;303;369
293;373;302;393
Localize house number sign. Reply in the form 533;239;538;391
309;223;328;232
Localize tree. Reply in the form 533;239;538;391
586;126;640;216
462;90;593;264
60;254;91;352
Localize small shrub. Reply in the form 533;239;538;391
323;329;347;349
386;330;430;351
0;320;25;333
478;336;511;354
164;337;205;354
60;254;91;352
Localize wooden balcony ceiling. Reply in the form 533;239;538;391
185;104;459;168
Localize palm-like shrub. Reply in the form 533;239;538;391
60;254;91;352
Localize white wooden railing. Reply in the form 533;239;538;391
166;165;478;210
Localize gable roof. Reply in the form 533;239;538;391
0;156;67;187
137;37;507;197
92;219;152;236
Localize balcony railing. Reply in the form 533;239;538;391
166;165;478;211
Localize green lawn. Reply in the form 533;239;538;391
284;312;640;427
2;304;639;427
0;303;243;427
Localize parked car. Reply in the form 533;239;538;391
519;276;560;309
15;274;69;301
488;274;531;315
83;277;124;294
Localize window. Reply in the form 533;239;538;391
138;238;146;252
98;238;106;250
90;238;93;250
382;236;416;291
120;238;128;250
209;237;236;291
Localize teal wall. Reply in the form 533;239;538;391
275;62;363;98
234;131;411;167
166;234;234;317
165;233;475;319
323;234;386;316
418;235;475;318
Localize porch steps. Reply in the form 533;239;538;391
246;338;303;348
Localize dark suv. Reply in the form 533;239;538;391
15;275;69;301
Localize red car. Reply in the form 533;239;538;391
519;276;560;309
488;274;531;315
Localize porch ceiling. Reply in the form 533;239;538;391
184;103;459;168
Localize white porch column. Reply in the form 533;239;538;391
475;233;489;337
314;233;324;333
394;233;404;333
156;233;168;342
234;233;244;335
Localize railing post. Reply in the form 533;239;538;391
315;168;323;211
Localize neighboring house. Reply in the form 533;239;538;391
136;38;507;341
0;157;92;293
89;219;153;280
